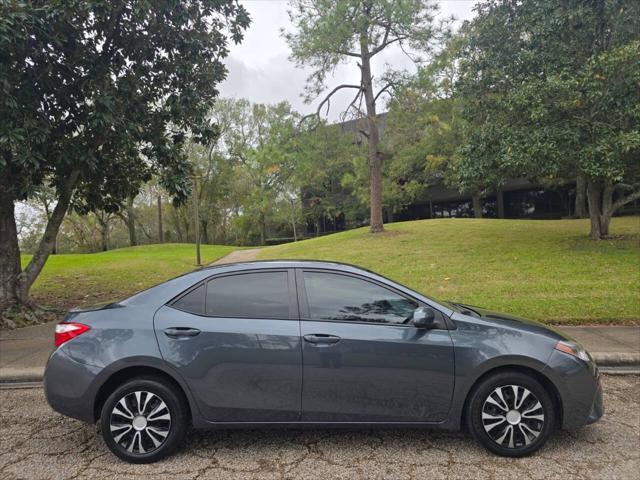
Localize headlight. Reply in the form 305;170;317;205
555;340;592;363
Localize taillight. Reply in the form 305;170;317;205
55;322;90;347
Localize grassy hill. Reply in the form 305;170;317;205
258;217;640;325
23;243;235;310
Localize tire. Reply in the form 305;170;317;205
466;371;555;457
100;376;188;463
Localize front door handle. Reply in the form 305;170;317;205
303;334;341;344
164;327;201;338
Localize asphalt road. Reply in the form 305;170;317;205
0;375;638;480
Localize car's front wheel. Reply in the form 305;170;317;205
467;371;555;457
100;376;188;463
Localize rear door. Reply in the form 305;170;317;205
297;269;455;423
154;268;302;422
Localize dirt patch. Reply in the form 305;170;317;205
0;304;62;330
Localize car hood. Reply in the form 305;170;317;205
449;302;574;342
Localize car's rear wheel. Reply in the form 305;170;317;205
467;371;555;457
100;377;188;463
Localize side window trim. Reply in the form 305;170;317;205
297;268;421;327
295;268;310;319
203;269;294;320
167;269;295;320
287;267;300;320
169;281;206;315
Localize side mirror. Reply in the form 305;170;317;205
412;307;436;329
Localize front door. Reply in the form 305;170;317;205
154;269;302;422
297;269;455;422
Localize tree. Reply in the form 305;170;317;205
296;121;366;234
284;0;444;232
384;40;471;218
456;0;639;238
203;99;302;245
0;1;250;309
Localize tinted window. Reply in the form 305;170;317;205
303;272;418;324
205;272;289;318
173;284;205;314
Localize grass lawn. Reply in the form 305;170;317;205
258;217;640;325
22;243;236;310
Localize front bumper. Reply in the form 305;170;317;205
44;347;102;424
543;350;603;429
586;375;604;424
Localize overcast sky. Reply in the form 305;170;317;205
218;0;478;120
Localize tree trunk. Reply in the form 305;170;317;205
584;179;639;240
100;229;108;251
126;198;137;246
587;180;605;240
259;212;266;245
200;219;209;245
97;213;109;252
360;36;384;233
2;170;80;306
472;193;483;218
575;173;588;218
496;188;505;218
290;199;297;241
41;201;57;255
157;195;164;243
0;189;21;308
172;207;184;242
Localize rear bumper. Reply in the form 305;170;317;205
44;348;102;424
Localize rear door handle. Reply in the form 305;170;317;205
303;334;341;344
164;327;201;338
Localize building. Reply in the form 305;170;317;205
302;114;639;235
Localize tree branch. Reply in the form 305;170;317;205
298;84;363;129
374;82;395;103
614;182;639;192
341;89;365;121
370;24;391;56
315;84;362;117
610;187;640;213
20;170;81;294
398;40;421;63
336;50;361;58
372;35;408;57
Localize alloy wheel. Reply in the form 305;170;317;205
109;390;172;454
481;384;545;449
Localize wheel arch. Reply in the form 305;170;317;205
93;365;194;423
460;365;563;430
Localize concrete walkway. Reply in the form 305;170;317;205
210;248;262;265
1;320;638;382
0;321;55;382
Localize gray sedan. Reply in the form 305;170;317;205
44;260;603;463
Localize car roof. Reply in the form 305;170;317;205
202;259;377;274
122;258;453;317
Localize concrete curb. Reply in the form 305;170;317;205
0;367;45;383
591;352;640;366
